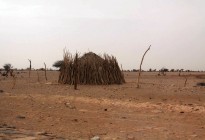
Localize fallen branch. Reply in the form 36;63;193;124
137;45;151;88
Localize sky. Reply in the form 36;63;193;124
0;0;205;71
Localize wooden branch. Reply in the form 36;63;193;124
137;45;151;88
44;62;47;81
28;59;31;78
74;53;78;90
121;64;123;71
184;76;187;87
37;70;40;82
179;70;181;76
7;68;17;89
12;74;16;89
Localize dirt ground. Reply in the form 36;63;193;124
0;71;205;140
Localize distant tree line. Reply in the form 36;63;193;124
122;68;202;73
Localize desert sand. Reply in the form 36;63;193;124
0;71;205;139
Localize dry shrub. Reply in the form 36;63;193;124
197;82;205;86
195;75;205;79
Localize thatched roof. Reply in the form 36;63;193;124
79;52;104;63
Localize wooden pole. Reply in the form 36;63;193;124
28;59;31;78
37;70;40;82
121;64;123;71
137;45;151;88
184;76;188;87
74;53;78;90
11;70;16;89
44;62;47;81
12;74;16;89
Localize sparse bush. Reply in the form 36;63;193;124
132;69;138;72
39;68;45;71
170;69;175;72
3;63;12;72
159;67;168;76
197;82;205;86
53;60;63;69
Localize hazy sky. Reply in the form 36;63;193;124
0;0;205;70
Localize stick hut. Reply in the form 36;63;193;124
58;51;125;85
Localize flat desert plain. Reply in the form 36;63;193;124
0;71;205;140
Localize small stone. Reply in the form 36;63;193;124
104;109;107;111
45;82;52;85
112;137;120;140
127;134;135;140
190;134;198;137
152;110;162;113
16;136;36;140
5;92;11;96
90;136;100;140
16;115;26;119
72;119;78;122
65;102;76;109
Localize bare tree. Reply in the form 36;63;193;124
137;45;151;88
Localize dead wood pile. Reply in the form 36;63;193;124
58;51;125;85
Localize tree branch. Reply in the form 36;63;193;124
137;45;151;88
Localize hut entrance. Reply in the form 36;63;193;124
58;51;125;85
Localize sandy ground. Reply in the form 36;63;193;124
0;71;205;140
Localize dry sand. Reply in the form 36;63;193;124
0;71;205;139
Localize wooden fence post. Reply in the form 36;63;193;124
28;59;31;78
74;53;78;90
44;62;47;81
137;45;151;88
